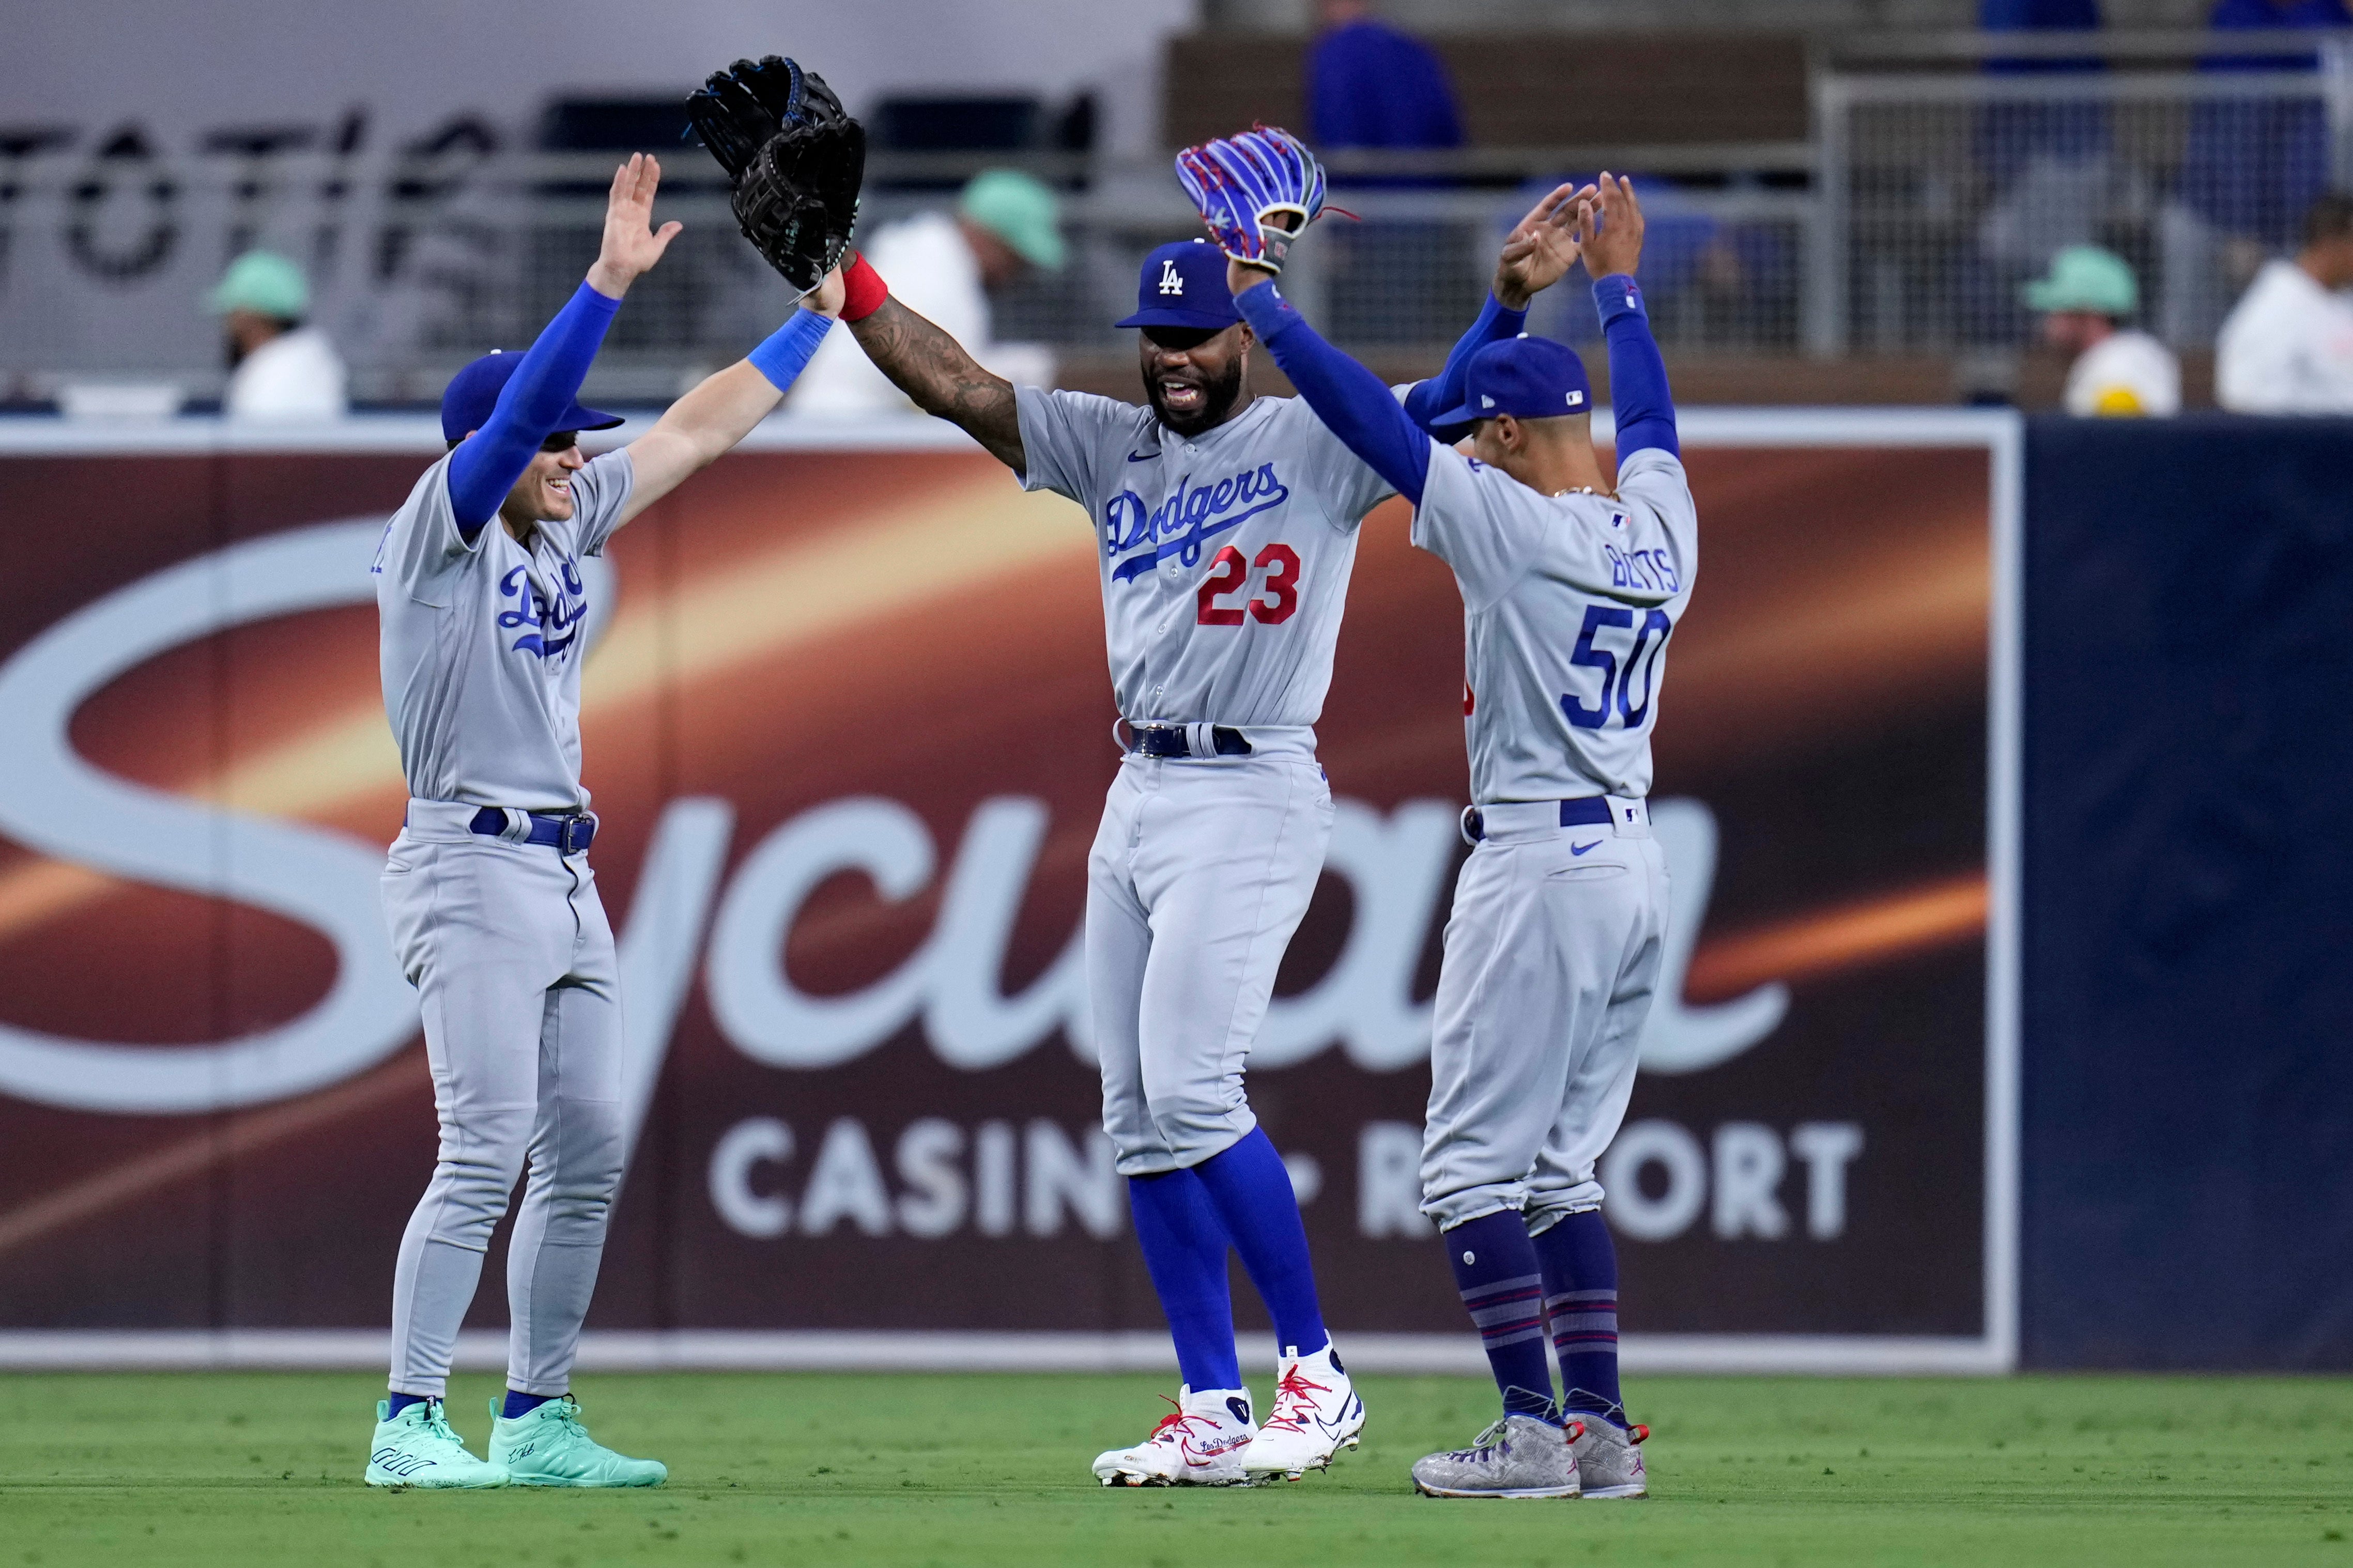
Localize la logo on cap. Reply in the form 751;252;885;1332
1159;260;1183;296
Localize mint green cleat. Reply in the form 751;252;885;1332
488;1395;667;1487
365;1398;509;1488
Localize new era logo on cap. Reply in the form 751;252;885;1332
1431;334;1593;430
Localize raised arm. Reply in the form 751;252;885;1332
840;256;1025;471
1578;174;1678;460
1403;182;1592;431
448;154;679;535
616;270;844;524
1230;262;1435;505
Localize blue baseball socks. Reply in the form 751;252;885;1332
1127;1168;1242;1391
1443;1209;1559;1422
1529;1207;1624;1423
1192;1128;1330;1360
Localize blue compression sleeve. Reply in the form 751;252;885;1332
1234;279;1433;505
1402;291;1526;432
747;307;834;392
448;281;623;536
1594;274;1678;460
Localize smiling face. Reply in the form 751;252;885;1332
498;434;587;526
1139;323;1252;437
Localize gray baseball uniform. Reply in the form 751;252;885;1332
1411;443;1696;1232
374;449;634;1400
1016;386;1394;1175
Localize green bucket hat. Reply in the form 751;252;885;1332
2022;245;2139;317
209;250;311;319
959;168;1066;273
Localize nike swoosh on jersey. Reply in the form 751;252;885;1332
1571;839;1602;855
1126;447;1159;462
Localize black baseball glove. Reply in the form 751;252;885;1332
685;55;865;296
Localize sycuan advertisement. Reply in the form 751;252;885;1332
0;412;2014;1370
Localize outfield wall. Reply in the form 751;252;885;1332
2019;415;2353;1371
0;408;2025;1371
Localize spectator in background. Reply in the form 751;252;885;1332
2216;191;2353;411
2162;0;2351;340
1970;0;2112;344
793;169;1062;413
2023;245;2180;415
1305;0;1463;161
210;250;347;420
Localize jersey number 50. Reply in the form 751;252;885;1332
1196;543;1301;626
1563;605;1672;729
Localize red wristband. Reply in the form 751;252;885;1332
840;252;889;322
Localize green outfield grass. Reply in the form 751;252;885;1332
2;1371;2349;1566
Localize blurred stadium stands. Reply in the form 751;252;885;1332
0;18;2348;409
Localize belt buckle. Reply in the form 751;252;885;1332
559;815;592;856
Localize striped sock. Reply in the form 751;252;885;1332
1443;1210;1558;1422
1530;1207;1623;1420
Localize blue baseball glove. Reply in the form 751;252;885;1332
1175;125;1332;275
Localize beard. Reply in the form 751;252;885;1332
1143;356;1245;437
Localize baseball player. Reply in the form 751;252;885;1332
826;133;1578;1487
1222;173;1684;1500
365;154;847;1488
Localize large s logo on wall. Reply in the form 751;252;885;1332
0;522;419;1112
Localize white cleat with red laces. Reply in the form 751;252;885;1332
1092;1386;1258;1487
1240;1342;1365;1481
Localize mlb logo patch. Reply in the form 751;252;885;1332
1566;390;1585;408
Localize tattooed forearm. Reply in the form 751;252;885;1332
849;296;1025;470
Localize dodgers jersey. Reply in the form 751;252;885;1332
1413;444;1697;803
1016;386;1396;729
374;449;633;812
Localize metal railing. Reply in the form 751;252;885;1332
2;30;2349;402
0;144;1809;405
1811;29;2353;356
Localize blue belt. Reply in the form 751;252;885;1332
468;806;597;855
1125;723;1252;758
1460;797;1614;844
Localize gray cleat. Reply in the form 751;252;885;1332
1410;1413;1580;1499
1567;1412;1650;1498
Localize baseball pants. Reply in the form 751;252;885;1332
1420;800;1670;1233
380;802;627;1400
1086;747;1334;1176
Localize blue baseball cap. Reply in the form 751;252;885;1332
439;350;625;445
1113;240;1241;331
1430;335;1593;429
